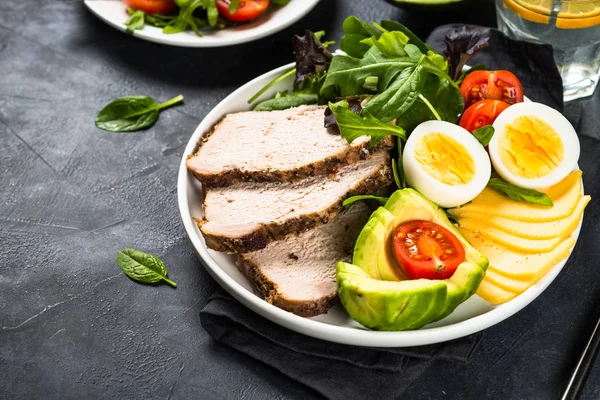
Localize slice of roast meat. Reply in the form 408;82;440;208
197;151;392;253
186;105;393;187
236;202;372;317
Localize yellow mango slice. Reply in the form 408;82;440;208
449;171;582;222
453;196;590;239
457;219;564;253
476;279;519;304
461;228;575;280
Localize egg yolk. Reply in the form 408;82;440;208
499;116;564;179
414;133;475;185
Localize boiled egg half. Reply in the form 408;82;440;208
403;120;491;208
489;102;580;190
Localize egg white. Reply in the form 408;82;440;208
403;120;492;208
489;102;580;190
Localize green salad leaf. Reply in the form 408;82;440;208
95;95;183;132
117;248;177;287
340;16;380;58
487;178;553;206
328;100;406;147
125;9;145;33
343;195;389;209
472;125;494;147
380;20;433;54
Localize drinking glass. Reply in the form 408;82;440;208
496;0;600;101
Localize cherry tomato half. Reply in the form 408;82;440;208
392;220;465;280
460;70;524;109
459;99;510;132
216;0;270;22
124;0;176;14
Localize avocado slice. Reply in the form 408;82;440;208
337;188;488;331
384;0;477;13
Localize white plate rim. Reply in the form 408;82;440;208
177;62;584;347
84;0;321;48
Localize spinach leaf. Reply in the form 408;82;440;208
443;26;492;81
117;248;177;287
95;95;183;132
380;20;433;54
340;16;380;58
361;30;409;57
343;195;389;209
472;125;494;147
363;62;426;123
125;9;145;33
487;178;553;206
253;93;318;111
328;100;406;147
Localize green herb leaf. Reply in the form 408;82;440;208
125;9;145;33
394;137;407;189
116;248;177;287
343;195;389;209
271;0;291;4
360;31;409;57
328;100;406;147
472;125;494;147
95;95;183;132
228;0;239;13
380;20;433;54
487;178;553;206
340;16;380;58
253;93;318;111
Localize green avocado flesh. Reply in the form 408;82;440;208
336;188;488;331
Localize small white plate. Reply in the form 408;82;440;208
177;63;584;347
84;0;321;48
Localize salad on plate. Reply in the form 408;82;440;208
123;0;291;35
183;17;589;332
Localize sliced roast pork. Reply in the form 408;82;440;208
186;105;394;187
198;151;392;253
236;202;372;317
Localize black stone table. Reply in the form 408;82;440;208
2;0;600;398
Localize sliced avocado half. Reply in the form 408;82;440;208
337;188;488;331
384;0;477;12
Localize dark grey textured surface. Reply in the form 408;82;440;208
1;0;599;399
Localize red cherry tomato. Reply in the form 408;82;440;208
392;220;465;280
216;0;270;22
124;0;176;14
459;99;510;132
460;70;524;109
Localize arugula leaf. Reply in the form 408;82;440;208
426;50;449;74
487;178;553;206
443;26;492;81
328;100;406;147
472;125;494;147
343;195;389;209
125;9;145;33
340;16;380;58
117;248;177;287
324;98;362;132
271;0;291;4
95;95;183;132
163;0;219;36
396;137;406;189
360;31;409;57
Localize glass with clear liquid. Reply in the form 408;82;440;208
496;0;600;101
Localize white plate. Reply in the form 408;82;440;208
84;0;321;48
177;62;584;347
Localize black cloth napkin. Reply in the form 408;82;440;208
199;25;573;400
